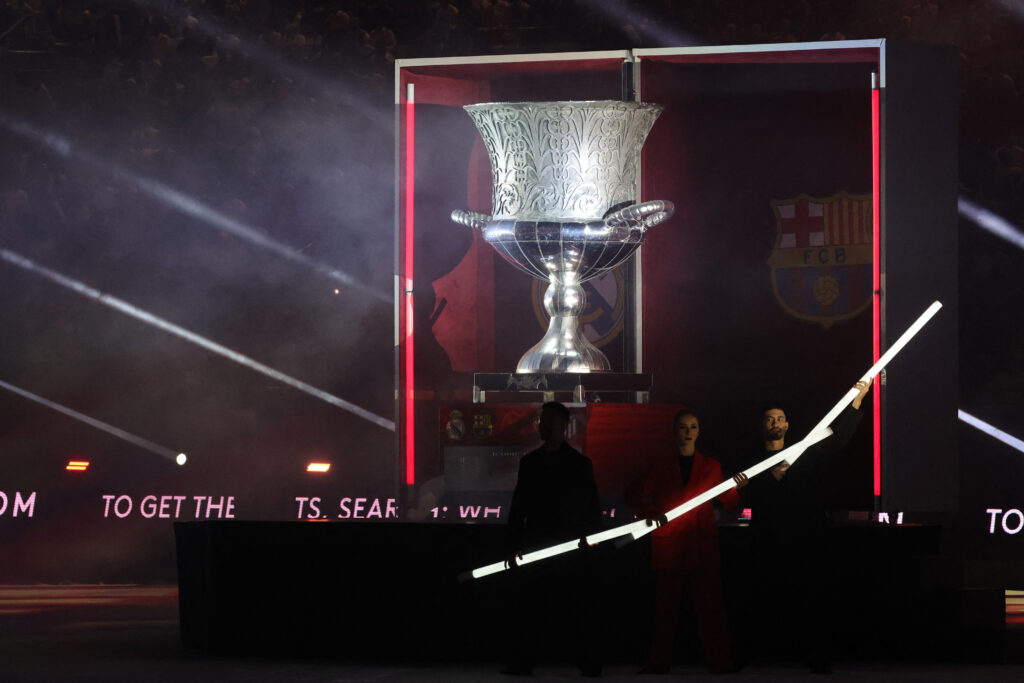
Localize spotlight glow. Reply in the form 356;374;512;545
306;462;331;473
0;377;181;462
176;453;188;466
65;460;90;472
959;410;1024;454
959;196;1024;250
0;248;395;432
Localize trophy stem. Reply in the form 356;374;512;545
516;272;611;374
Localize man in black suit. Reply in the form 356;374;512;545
737;381;870;674
503;401;603;677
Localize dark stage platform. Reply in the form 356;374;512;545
3;620;1024;683
0;575;1020;681
175;520;1010;666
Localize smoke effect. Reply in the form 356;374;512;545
0;0;398;564
573;0;701;48
0;0;1022;580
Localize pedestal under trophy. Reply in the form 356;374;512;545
452;100;673;380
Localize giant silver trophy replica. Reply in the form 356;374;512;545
452;100;674;373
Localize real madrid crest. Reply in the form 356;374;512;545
531;268;626;349
445;409;466;441
767;192;873;328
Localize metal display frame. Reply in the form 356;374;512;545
395;41;957;513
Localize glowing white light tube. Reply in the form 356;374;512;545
0;378;181;461
466;429;835;580
788;300;942;465
1;249;395;431
627;427;834;541
959;409;1024;454
466;301;943;580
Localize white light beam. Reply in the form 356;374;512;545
0;378;181;461
131;0;382;122
583;0;701;49
0;113;388;303
128;172;389;303
959;409;1024;454
1;248;395;432
959;196;1024;250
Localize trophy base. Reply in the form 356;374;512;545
516;345;611;374
472;373;652;404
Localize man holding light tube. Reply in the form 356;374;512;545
738;380;871;674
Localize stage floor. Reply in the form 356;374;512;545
2;622;1023;682
0;585;1022;682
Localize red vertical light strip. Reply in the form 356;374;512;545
404;84;416;486
871;82;882;497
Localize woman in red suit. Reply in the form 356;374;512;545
625;410;741;674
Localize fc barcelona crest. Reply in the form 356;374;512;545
767;193;872;328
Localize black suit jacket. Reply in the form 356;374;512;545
507;441;602;554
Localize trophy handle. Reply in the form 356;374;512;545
603;200;675;231
451;210;492;231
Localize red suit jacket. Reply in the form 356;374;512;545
626;451;741;571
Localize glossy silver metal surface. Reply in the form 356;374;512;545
451;100;674;373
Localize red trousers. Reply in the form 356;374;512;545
647;566;733;672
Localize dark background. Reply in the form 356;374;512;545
1;1;1022;582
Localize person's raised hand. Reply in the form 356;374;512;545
770;462;790;481
645;513;669;528
851;380;871;410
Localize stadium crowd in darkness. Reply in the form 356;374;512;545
1;1;1022;209
0;1;1021;403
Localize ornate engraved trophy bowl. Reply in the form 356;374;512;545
452;100;674;373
